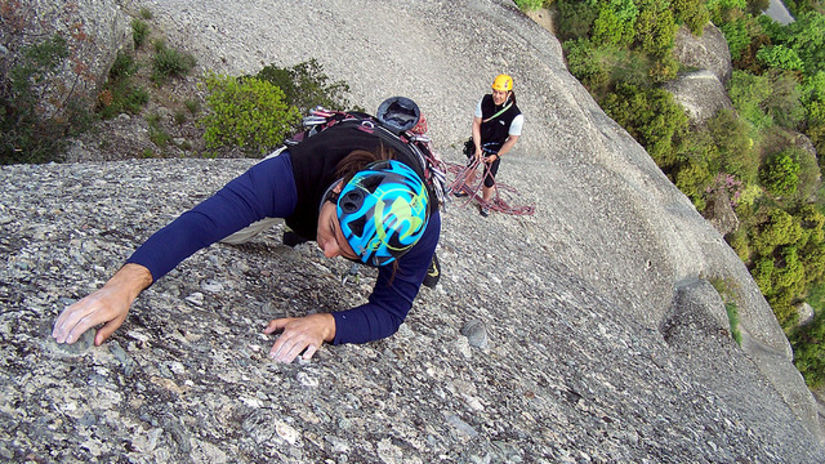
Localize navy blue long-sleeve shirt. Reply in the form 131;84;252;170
127;152;440;345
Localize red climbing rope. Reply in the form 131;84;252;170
446;158;535;215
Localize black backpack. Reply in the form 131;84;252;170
285;97;448;207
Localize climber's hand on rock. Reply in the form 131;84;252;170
52;263;152;346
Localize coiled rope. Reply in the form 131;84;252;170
446;158;535;216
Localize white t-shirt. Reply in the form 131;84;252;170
475;97;524;136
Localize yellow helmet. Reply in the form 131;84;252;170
492;74;513;92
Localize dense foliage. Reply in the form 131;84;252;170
248;59;356;118
546;0;825;386
199;73;300;156
0;35;91;164
199;60;355;156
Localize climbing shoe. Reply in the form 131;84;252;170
422;252;440;288
453;189;469;198
480;205;490;217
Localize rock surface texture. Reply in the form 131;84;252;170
672;23;733;84
662;70;735;125
2;1;824;463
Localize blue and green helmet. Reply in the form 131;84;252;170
336;160;430;266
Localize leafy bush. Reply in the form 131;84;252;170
729;228;752;262
706;0;748;24
752;207;803;256
752;248;805;327
564;39;610;94
96;52;149;119
764;71;806;129
1;34;91;164
563;39;652;96
736;183;764;210
756;45;805;72
805;101;825;156
725;302;743;344
151;41;196;84
745;0;771;15
96;83;149;119
719;13;769;71
132;18;150;48
146;113;170;148
250;59;354;117
800;72;825;156
675;156;713;209
783;11;825;76
792;147;821;202
199;73;301;155
801;239;825;289
801;71;825;106
760;149;801;197
514;0;545;11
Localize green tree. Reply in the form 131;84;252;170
675;156;714;209
727;70;774;129
601;83;689;168
706;109;759;183
784;11;825;76
251;59;353;116
672;0;710;35
555;0;600;41
801;71;825;106
751;207;803;256
756;45;805;72
564;38;611;94
764;71;805;129
791;309;825;388
592;0;639;47
760;149;801;197
1;34;89;164
745;0;771;14
706;0;748;24
634;0;678;57
720;17;752;62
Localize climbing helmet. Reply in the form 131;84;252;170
491;74;514;92
336;160;430;266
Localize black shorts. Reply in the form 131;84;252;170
465;153;500;187
481;155;500;188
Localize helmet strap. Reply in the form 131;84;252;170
318;178;345;215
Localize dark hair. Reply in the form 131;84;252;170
507;91;517;106
335;144;439;216
334;145;394;186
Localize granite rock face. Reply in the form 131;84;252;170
0;0;131;119
672;23;734;84
2;0;824;462
662;70;735;125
